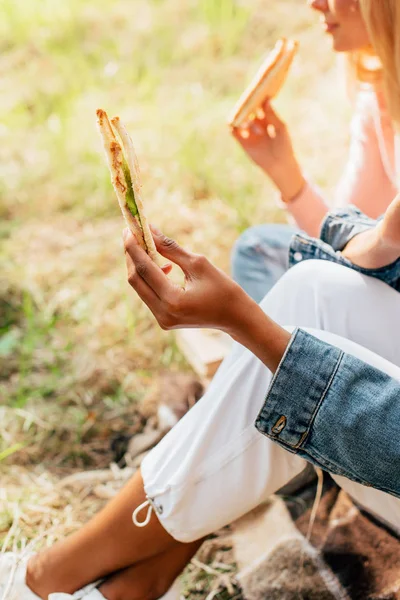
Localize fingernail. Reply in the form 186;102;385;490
122;228;129;241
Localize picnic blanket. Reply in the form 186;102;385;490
232;484;400;600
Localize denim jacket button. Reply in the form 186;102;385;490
272;415;287;435
293;252;303;262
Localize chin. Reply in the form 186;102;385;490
330;35;352;53
332;40;349;52
330;31;364;53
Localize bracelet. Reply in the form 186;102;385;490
280;178;307;205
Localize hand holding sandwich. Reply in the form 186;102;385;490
123;226;290;372
232;101;305;202
124;226;252;334
228;38;305;203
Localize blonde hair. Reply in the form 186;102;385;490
358;0;400;125
348;48;382;86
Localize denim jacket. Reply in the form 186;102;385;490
288;206;400;292
255;207;400;498
255;328;400;499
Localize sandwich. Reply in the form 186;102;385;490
96;108;158;262
228;38;298;128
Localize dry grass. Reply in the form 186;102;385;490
1;0;352;593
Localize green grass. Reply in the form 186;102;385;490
0;0;352;552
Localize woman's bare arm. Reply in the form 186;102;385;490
342;194;400;268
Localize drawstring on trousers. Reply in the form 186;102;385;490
132;499;153;527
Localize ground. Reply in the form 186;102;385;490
1;0;351;596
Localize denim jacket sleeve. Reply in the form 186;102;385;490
255;328;400;499
288;206;400;292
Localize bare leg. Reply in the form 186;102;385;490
98;541;201;600
27;470;186;598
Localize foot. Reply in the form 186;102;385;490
0;552;104;600
3;541;190;600
25;470;178;598
26;547;80;598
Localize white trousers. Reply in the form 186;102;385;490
142;260;400;542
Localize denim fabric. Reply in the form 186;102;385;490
231;224;297;303
288;207;400;292
320;205;381;251
255;328;400;499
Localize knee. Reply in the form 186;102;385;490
231;223;293;278
278;259;357;309
285;259;353;292
232;224;281;263
260;259;354;325
231;226;261;278
281;258;328;285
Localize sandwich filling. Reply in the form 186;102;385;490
121;155;138;217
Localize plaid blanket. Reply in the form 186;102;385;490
232;483;400;600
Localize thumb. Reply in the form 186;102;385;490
150;226;194;272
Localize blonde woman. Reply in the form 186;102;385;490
5;1;400;599
231;0;399;302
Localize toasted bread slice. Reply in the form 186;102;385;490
228;38;298;128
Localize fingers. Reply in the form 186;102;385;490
231;124;262;142
124;230;189;330
124;230;171;299
231;126;249;141
263;103;285;130
125;250;163;312
231;99;284;134
262;98;270;114
150;226;194;273
254;106;268;128
231;111;283;142
249;121;265;136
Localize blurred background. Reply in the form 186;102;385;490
0;0;350;575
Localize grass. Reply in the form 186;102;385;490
0;0;352;585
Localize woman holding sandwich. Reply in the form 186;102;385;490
231;0;399;302
8;1;400;599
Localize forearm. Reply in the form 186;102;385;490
228;294;291;373
284;183;329;237
262;163;305;205
269;175;330;237
342;222;400;269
